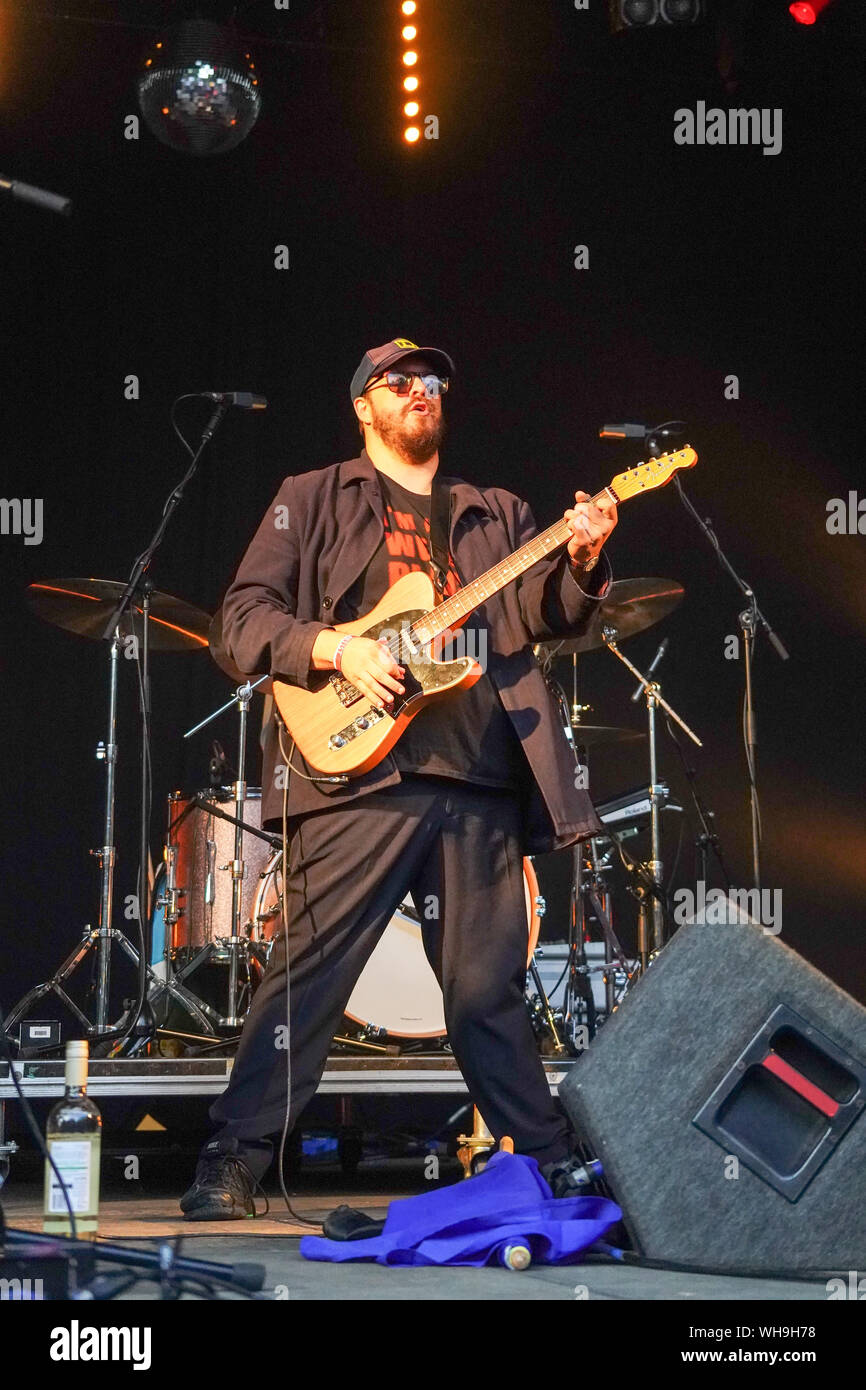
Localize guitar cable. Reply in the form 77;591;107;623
274;717;322;1231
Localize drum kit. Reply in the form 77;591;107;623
6;569;702;1059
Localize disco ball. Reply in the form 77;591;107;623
138;20;261;156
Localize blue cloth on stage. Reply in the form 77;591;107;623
300;1151;622;1268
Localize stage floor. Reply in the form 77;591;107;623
0;1168;836;1303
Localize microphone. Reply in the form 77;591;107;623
0;173;71;217
599;423;649;439
202;392;268;410
599;420;686;443
631;637;669;702
209;740;231;788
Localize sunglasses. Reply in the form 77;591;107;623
365;371;450;398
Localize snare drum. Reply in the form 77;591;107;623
151;789;272;964
249;853;543;1039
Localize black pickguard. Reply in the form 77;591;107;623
363;608;474;716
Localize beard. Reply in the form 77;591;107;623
368;400;447;463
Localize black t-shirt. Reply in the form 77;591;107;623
340;471;529;791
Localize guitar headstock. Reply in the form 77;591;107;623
609;446;697;503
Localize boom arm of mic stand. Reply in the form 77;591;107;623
100;398;230;643
673;477;789;660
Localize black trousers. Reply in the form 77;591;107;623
209;774;570;1171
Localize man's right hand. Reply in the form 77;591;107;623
311;630;405;707
340;637;406;708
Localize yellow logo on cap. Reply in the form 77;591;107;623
392;338;418;349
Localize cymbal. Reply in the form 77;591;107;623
27;579;211;652
568;724;645;748
539;578;684;656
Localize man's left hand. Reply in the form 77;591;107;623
564;490;618;568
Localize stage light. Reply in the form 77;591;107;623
137;19;261;156
789;0;832;22
608;0;705;30
398;2;426;148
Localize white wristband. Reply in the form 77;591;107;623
333;635;354;672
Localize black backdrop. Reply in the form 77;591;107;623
1;0;863;1023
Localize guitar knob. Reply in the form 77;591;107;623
328;734;347;749
356;717;370;730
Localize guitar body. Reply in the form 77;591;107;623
272;569;483;776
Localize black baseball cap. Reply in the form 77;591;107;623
350;339;455;402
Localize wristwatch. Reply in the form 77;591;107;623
575;553;599;574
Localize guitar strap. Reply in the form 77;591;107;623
429;475;451;598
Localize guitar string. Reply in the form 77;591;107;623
341;451;688;687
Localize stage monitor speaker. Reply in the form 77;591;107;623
559;911;866;1271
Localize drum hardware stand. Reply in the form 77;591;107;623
602;627;702;969
582;837;636;1016
2;601;201;1046
673;475;789;892
154;676;271;1031
526;956;566;1055
332;1033;401;1056
545;662;614;1050
457;1108;514;1179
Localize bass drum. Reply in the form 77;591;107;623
251;854;543;1040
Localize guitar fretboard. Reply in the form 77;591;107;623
410;485;620;646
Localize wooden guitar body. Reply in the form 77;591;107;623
272;569;482;776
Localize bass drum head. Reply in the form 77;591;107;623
252;853;540;1040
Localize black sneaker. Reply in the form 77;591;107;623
541;1153;604;1199
179;1138;267;1221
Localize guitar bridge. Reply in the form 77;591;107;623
328;671;364;708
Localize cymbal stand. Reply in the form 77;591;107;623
225;682;252;1028
3;608;195;1042
602;627;702;970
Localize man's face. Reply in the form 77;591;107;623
356;354;447;463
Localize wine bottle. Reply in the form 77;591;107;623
43;1039;102;1239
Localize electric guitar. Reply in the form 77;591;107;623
273;447;697;775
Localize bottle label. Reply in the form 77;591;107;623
47;1139;96;1214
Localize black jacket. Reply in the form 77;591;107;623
218;450;612;852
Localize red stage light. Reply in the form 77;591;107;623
788;0;832;23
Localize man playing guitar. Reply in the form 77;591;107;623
180;338;617;1218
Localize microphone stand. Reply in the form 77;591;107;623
673;476;789;893
92;398;232;1048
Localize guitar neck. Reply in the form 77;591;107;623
411;485;619;646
